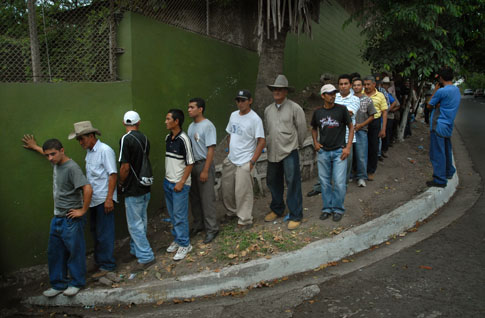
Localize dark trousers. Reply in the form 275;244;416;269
189;160;219;234
429;131;455;185
90;203;116;271
367;118;380;174
266;150;303;221
382;118;394;153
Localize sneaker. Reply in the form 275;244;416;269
173;245;193;261
132;259;155;272
319;212;331;220
91;269;110;279
357;179;366;187
264;211;279;222
43;288;63;298
166;241;179;253
63;286;80;297
426;180;446;188
332;213;343;222
288;220;301;230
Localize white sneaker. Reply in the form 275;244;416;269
173;245;193;261
62;286;80;296
43;288;63;298
166;241;179;253
357;179;366;187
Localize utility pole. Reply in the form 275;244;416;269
27;0;43;82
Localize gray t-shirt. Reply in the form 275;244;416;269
188;119;217;161
53;159;89;217
355;95;377;132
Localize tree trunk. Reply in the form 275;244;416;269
27;0;42;82
253;27;289;116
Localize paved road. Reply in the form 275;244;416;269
290;96;485;318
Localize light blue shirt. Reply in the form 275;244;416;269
85;140;118;207
336;92;360;143
188;119;217;162
429;85;461;137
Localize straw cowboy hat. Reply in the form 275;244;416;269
68;121;101;140
267;74;294;92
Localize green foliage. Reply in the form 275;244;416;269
347;0;485;81
463;72;485;89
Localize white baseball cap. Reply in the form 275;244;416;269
320;84;338;95
123;111;140;125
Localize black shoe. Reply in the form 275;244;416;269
203;231;219;244
378;156;384;162
189;228;203;237
307;189;321;197
332;213;343;222
319;212;331;220
221;214;237;224
132;259;155;273
426;180;446;188
381;152;388;158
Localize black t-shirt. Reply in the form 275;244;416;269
119;130;151;197
311;104;351;151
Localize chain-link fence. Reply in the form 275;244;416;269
1;0;258;83
1;0;116;82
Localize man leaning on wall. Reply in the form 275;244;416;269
68;121;118;278
263;75;307;230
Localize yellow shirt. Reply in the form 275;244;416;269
367;90;388;119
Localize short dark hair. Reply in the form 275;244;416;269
168;109;184;128
338;74;352;83
364;75;376;83
189;97;206;113
350;72;361;80
438;67;453;81
42;139;63;151
352;78;363;85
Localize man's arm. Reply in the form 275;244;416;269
295;106;308;147
67;184;93;218
355;116;374;131
312;128;322;151
199;145;215;183
379;110;387;138
389;100;399;112
341;122;354;160
250;138;266;170
119;163;130;185
104;173;117;213
22;134;44;155
174;165;193;192
226;135;231;155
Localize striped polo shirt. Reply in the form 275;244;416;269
165;131;195;186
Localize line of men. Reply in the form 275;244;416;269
20;73;400;299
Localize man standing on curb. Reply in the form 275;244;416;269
311;84;353;222
164;109;195;260
380;76;399;158
364;76;388;181
187;98;219;244
263;75;307;230
426;67;460;188
22;136;92;297
119;111;155;270
335;74;360;183
352;78;377;187
222;90;265;231
68;121;117;277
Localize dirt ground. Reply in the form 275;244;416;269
0;87;434;309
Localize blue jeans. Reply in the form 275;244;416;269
317;148;348;215
354;130;368;180
48;216;86;290
163;179;190;247
429;130;455;185
90;203;116;271
266;150;303;221
125;193;154;264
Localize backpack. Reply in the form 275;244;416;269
128;133;154;186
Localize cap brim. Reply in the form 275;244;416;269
267;85;295;92
68;129;101;140
235;96;249;100
322;90;338;94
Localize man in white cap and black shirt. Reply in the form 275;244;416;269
263;74;307;230
67;121;118;277
119;111;155;271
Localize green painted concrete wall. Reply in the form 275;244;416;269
0;82;132;273
284;0;371;90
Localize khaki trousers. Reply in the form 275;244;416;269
221;158;254;225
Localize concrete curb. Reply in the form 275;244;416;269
25;171;458;307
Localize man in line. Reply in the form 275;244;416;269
119;111;155;270
363;76;388;181
164;109;195;260
263;75;307;230
335;74;360;183
380;77;399;157
222;90;265;231
426;67;460;187
187;98;219;244
311;84;353;222
22;136;92;297
68;121;117;277
352;78;377;187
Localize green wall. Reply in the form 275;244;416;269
0;82;132;273
284;0;371;90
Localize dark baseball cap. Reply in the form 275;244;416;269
235;89;252;100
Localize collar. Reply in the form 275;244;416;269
89;140;100;153
337;91;353;99
169;130;183;140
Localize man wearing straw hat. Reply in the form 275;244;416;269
263;75;307;230
68;121;118;277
